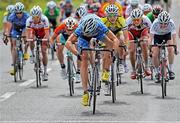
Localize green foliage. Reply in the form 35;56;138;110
0;0;83;30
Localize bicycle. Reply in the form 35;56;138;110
27;38;48;87
150;41;177;98
66;50;77;96
80;43;115;114
129;38;149;94
116;45;127;86
5;34;25;82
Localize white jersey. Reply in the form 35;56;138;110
126;15;152;31
125;4;142;18
26;15;49;29
150;19;176;35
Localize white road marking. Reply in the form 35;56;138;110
19;79;35;87
0;92;16;102
19;68;52;87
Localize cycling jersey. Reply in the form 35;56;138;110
125;5;142;18
146;12;155;23
8;12;30;38
74;14;109;50
54;22;69;43
126;15;152;39
26;15;49;38
44;7;60;20
101;16;127;35
100;2;123;16
150;19;176;35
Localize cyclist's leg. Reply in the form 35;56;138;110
41;41;48;74
56;34;65;67
128;31;136;79
77;38;89;106
22;31;29;60
141;28;151;75
28;30;35;63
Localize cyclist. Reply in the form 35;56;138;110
125;0;142;18
150;11;177;82
126;8;152;79
75;6;88;22
3;5;14;59
101;4;129;75
142;4;152;15
120;0;130;17
44;1;60;30
60;0;74;22
146;5;163;23
65;14;119;106
50;17;80;82
5;2;30;75
26;6;50;81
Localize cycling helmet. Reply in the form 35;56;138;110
142;4;152;12
65;17;78;30
130;0;139;6
82;17;97;35
152;5;163;16
6;5;15;14
158;11;170;23
105;4;119;15
47;1;57;9
30;6;42;17
75;6;87;18
130;8;143;19
14;2;24;13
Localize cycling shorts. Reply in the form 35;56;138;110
59;33;69;45
153;32;171;45
128;28;149;40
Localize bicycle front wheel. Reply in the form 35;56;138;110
161;61;166;98
92;67;98;114
19;52;24;80
67;57;74;96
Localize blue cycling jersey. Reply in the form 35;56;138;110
74;14;109;51
8;12;30;37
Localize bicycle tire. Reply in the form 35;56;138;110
14;60;18;82
161;61;166;98
35;51;41;87
93;67;98;114
137;63;144;94
67;57;74;96
116;60;121;86
19;51;24;80
51;47;55;60
111;63;116;103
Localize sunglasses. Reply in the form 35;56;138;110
107;13;118;17
16;12;22;14
132;18;141;22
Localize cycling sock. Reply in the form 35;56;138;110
61;64;65;69
44;66;47;73
169;64;173;71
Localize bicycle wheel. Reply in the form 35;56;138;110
92;67;98;114
111;63;116;103
14;63;18;82
161;61;166;98
116;60;121;86
137;64;143;94
18;51;23;80
67;57;74;96
35;53;41;87
51;46;55;60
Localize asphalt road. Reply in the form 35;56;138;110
0;0;180;122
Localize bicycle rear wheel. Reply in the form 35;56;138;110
67;57;74;96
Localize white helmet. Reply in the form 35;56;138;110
142;4;152;12
30;5;42;17
65;17;78;30
75;6;87;18
158;11;170;23
47;1;57;9
6;5;15;14
130;8;143;19
14;2;24;13
130;0;139;6
82;17;97;35
105;4;119;15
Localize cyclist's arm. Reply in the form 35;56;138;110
106;30;119;50
65;33;78;56
5;21;12;35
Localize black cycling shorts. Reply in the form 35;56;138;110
154;32;171;44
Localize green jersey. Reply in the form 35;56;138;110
44;7;60;19
146;12;155;23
